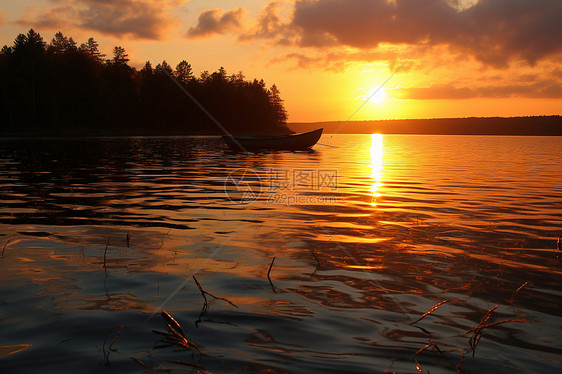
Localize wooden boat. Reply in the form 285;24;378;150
222;128;323;151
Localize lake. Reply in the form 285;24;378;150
0;134;561;373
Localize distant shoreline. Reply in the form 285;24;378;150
288;116;562;136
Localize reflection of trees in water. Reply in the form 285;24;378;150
0;137;228;228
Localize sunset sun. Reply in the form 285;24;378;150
368;86;387;104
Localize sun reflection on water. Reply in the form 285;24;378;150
369;133;384;206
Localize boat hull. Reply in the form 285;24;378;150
222;128;323;151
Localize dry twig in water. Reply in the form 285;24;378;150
193;276;238;313
515;281;533;294
415;340;464;373
130;357;150;368
161;310;185;337
267;257;277;292
152;311;211;359
410;300;449;325
308;248;321;267
465;305;524;357
415;341;434;355
466;305;498;357
141;316;214;374
1;239;9;260
103;325;123;366
415;360;423;373
267;257;275;280
103;237;110;271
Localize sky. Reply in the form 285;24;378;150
1;0;561;122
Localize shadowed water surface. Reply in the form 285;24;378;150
0;135;561;373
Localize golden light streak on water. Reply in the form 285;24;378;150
369;133;384;206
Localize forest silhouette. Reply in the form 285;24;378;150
0;29;290;136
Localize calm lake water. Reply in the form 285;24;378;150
0;134;561;373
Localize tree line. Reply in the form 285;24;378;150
0;29;290;136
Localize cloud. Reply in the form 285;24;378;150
181;1;562;100
271;52;327;70
79;0;177;39
240;2;295;45
552;68;562;79
16;0;179;40
16;4;76;30
396;79;562;100
271;49;412;72
187;7;245;38
252;0;562;67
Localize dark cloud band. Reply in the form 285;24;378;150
290;0;562;66
16;0;176;40
187;7;245;38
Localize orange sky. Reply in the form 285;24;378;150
1;0;561;122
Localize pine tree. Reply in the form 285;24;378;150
155;60;173;75
112;46;129;65
49;32;77;54
174;60;193;85
140;61;153;77
26;29;46;50
211;66;227;82
79;37;105;61
12;29;46;57
269;84;288;126
1;45;12;56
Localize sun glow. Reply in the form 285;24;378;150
368;86;387;104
